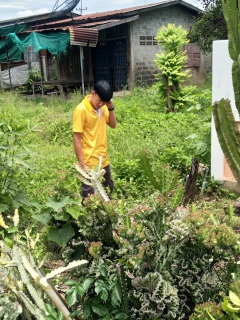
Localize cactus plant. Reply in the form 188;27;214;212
212;0;240;183
139;150;184;209
74;155;110;202
212;98;240;182
0;211;88;320
0;272;22;320
222;0;240;114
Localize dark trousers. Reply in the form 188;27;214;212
81;164;114;198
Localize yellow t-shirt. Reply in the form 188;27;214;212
72;95;110;169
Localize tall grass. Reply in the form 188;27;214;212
0;85;212;204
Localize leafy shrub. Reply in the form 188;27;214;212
158;146;191;176
0;273;22;320
0;108;31;214
189;302;226;320
65;258;128;319
25;68;42;91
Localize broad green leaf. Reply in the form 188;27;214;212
115;312;129;319
111;283;122;306
66;287;75;295
100;287;108;301
111;308;121;315
69;310;81;318
12;191;31;206
44;316;56;320
230;291;240;306
95;283;103;294
76;284;85;297
92;304;108;316
83;304;91;317
56;311;63;320
7;227;18;234
45;303;57;317
0;203;8;212
102;314;111;320
33;213;52;224
64;280;78;286
83;277;94;291
46;196;71;212
66;290;77;307
100;266;108;277
226;303;240;312
92;297;102;304
29;200;42;209
47;222;75;247
53;211;70;221
222;298;228;311
67;206;85;219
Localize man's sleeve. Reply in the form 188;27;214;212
73;107;85;132
103;105;109;123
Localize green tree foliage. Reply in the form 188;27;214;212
189;1;227;53
154;24;194;112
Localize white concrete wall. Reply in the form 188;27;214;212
211;40;240;181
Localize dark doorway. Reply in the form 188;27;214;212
92;39;128;90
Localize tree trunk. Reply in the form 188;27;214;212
163;75;174;112
183;158;199;205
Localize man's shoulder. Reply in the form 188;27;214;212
74;100;87;113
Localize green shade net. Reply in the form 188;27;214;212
0;31;70;63
0;24;26;37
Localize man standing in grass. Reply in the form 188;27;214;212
73;81;117;199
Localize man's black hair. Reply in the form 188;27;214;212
94;81;113;102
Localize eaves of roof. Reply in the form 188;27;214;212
23;0;202;31
0;12;79;28
33;15;139;32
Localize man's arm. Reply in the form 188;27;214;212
73;132;86;169
106;100;117;128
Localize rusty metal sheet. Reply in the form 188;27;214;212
69;27;98;47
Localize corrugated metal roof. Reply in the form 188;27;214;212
0;13;77;28
31;0;201;29
94;15;139;30
69;27;98;47
33;19;119;29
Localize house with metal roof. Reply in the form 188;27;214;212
0;0;208;93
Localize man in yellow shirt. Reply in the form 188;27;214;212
73;81;117;199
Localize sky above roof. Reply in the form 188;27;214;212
0;0;201;22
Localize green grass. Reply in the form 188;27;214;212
0;84;212;205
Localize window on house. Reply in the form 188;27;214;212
182;43;201;67
139;36;157;45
